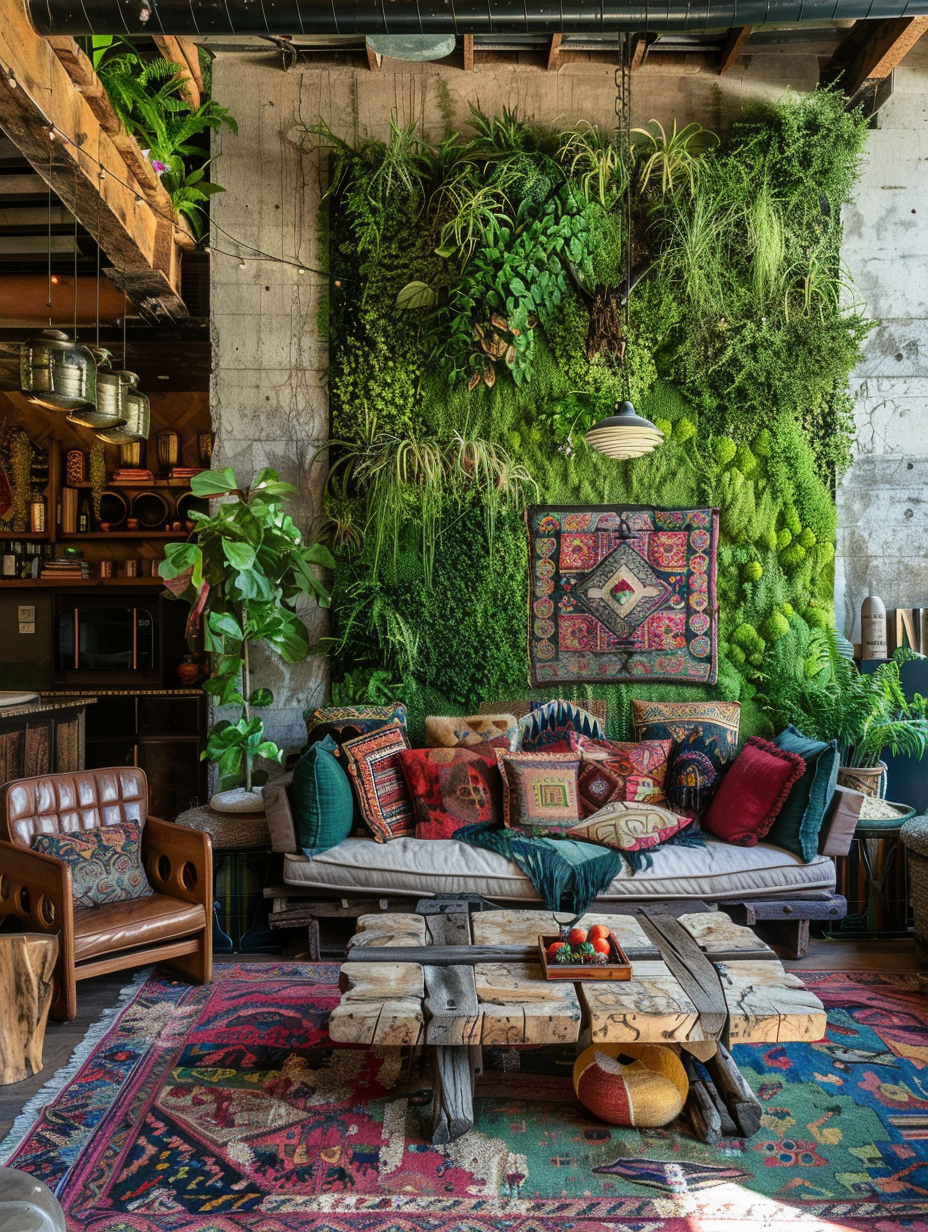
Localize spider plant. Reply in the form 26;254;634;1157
557;122;629;207
747;183;788;310
632;119;719;197
322;423;536;584
659;191;733;316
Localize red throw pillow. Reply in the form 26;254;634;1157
569;732;673;814
396;745;502;840
703;737;806;847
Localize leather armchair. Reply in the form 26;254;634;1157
0;767;212;1021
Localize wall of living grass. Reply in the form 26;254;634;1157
209;49;878;749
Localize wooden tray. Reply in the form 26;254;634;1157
538;934;633;981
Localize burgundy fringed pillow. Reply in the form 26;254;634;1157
703;737;806;847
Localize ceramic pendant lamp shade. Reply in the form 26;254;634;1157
67;348;128;429
585;401;665;460
20;329;97;413
95;372;150;444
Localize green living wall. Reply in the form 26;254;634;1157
315;90;872;742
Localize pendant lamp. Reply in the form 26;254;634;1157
67;347;128;429
95;371;150;444
20;329;97;413
585;400;665;460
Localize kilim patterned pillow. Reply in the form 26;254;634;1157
396;745;503;839
341;722;414;842
424;714;518;751
303;704;407;756
518;699;605;752
495;750;581;837
565;800;692;853
30;821;153;908
632;700;741;814
569;733;673;815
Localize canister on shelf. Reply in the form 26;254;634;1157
861;595;888;660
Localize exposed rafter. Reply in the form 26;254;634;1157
463;34;474;70
719;26;752;74
547;34;563;71
0;9;188;322
153;35;202;108
825;16;928;100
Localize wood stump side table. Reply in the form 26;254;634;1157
0;933;59;1085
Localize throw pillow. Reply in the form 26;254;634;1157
569;733;673;814
566;800;692;852
30;821;152;908
396;745;503;839
291;734;354;855
341;722;414;842
767;726;840;861
496;750;581;836
303;704;407;757
632;699;741;813
703;736;807;847
424;714;518;751
519;699;605;751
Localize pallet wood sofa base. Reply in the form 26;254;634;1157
263;773;860;962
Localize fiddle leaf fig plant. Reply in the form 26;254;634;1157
159;467;335;793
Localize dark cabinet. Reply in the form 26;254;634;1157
83;692;207;819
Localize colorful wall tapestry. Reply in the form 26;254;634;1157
528;506;719;688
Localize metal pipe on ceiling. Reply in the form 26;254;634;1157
25;0;928;37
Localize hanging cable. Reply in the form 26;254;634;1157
72;161;79;341
46;152;53;327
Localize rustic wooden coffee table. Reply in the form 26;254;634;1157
328;904;826;1143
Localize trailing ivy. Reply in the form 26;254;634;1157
315;90;871;743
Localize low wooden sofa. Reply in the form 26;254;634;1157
0;767;212;1021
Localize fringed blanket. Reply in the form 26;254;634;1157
455;824;705;918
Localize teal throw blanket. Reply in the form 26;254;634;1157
455;824;705;918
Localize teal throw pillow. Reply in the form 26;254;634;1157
767;726;840;862
291;734;354;856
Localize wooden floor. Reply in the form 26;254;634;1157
0;938;921;1145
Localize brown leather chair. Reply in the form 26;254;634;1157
0;767;212;1021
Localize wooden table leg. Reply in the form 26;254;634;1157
431;1044;478;1144
0;934;59;1085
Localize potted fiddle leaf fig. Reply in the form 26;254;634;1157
159;466;335;808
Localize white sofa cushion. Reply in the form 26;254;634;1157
282;835;835;902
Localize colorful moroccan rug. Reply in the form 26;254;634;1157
527;505;719;686
3;964;928;1231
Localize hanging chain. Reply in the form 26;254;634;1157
614;34;634;399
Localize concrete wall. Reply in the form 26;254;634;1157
837;40;928;643
209;44;890;745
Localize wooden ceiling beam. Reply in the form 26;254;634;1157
547;34;563;71
153;35;201;109
0;10;188;323
719;26;752;74
825;16;928;98
463;34;474;71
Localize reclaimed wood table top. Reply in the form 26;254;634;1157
328;907;826;1051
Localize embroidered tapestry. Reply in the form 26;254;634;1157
527;505;719;686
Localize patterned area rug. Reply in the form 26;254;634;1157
3;964;928;1231
527;505;719;687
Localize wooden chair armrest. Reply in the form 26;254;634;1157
143;816;212;908
0;838;73;936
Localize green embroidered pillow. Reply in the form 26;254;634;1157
767;726;840;862
30;822;152;908
291;733;355;855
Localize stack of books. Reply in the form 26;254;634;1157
112;469;154;484
169;467;203;481
41;558;91;580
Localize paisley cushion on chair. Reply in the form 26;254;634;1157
31;821;153;907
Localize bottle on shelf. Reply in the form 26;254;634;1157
78;498;93;534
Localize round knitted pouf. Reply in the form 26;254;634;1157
572;1044;688;1127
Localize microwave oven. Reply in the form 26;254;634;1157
55;598;160;684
